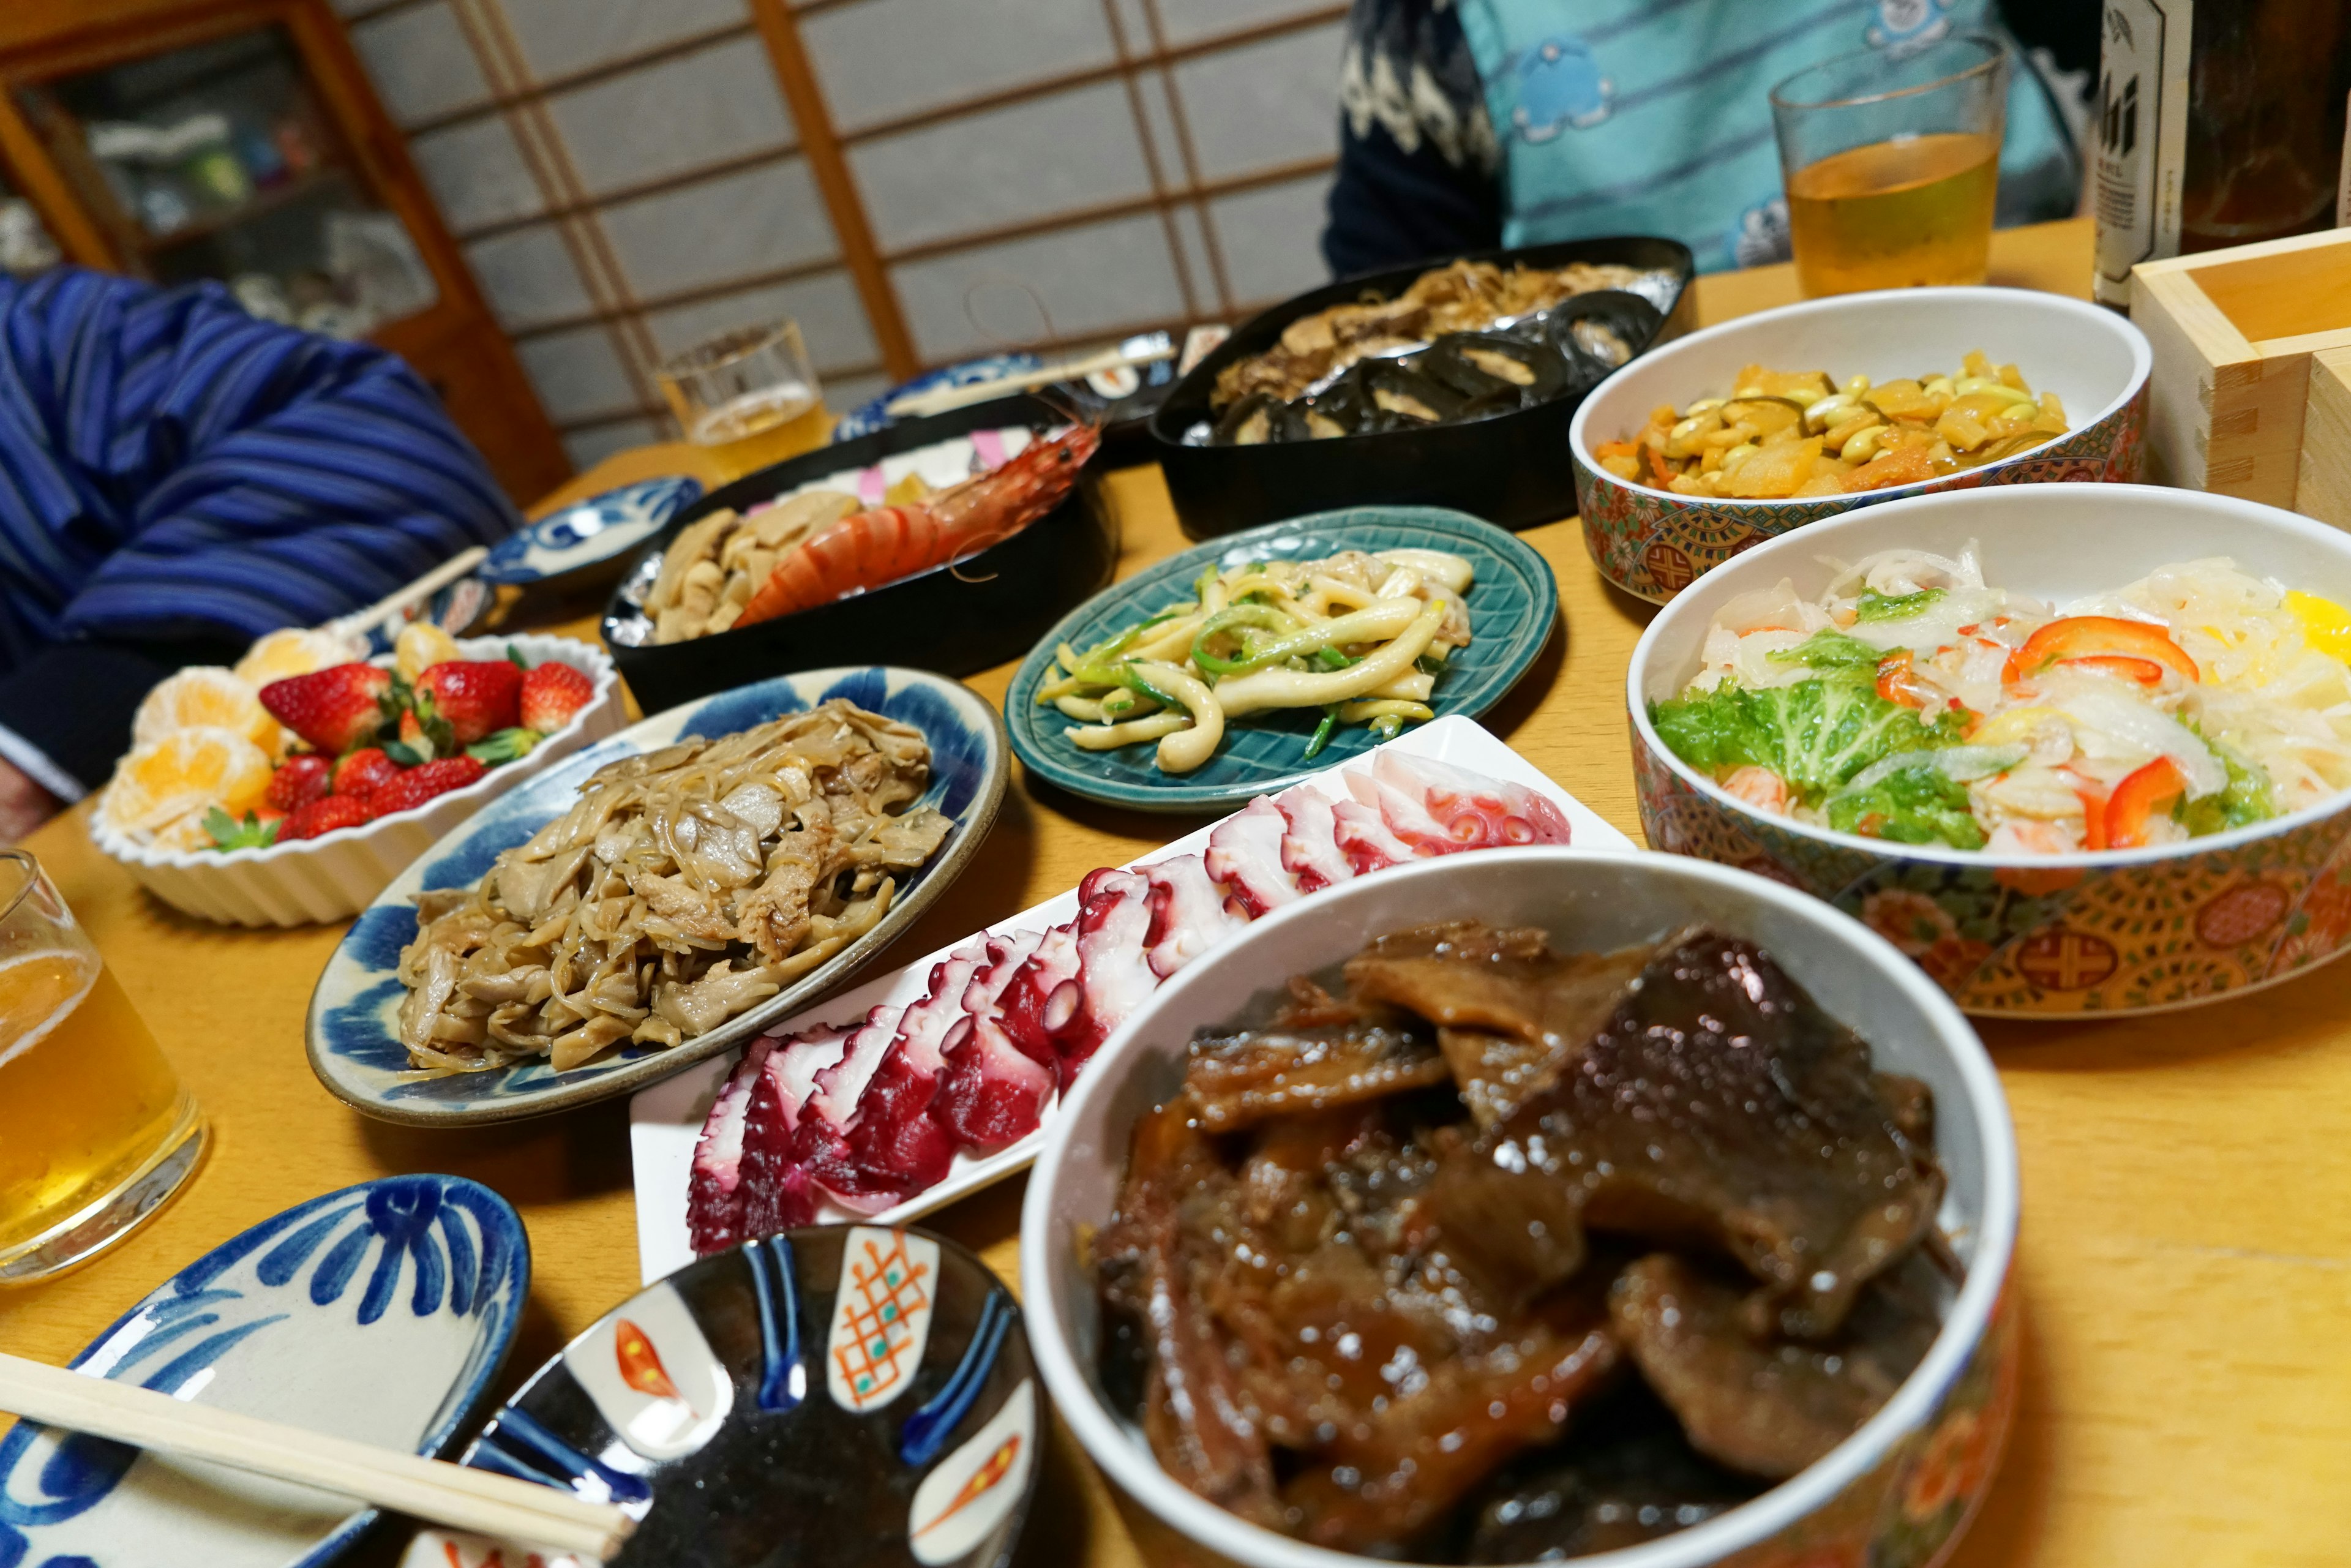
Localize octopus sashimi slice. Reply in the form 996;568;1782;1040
685;1036;776;1254
938;1010;1055;1147
738;1022;853;1242
1205;797;1299;917
1373;751;1575;849
1143;854;1248;979
891;943;987;1075
1344;766;1466;857
997;921;1082;1070
1330;795;1416;874
1275;785;1355;893
1060;867;1158;1081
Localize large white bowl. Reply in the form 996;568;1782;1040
1022;847;2019;1568
89;634;624;927
1626;482;2351;1015
1569;286;2151;602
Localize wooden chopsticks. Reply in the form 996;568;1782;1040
0;1351;632;1561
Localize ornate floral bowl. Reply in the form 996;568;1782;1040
1023;848;2019;1568
1627;482;2351;1016
1569;287;2151;603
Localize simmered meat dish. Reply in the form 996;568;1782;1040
396;700;951;1073
1094;921;1951;1559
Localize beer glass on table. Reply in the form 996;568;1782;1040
657;319;831;482
0;849;203;1281
1771;36;2008;297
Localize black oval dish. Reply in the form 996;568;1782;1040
452;1224;1038;1568
1152;234;1695;538
605;394;1116;715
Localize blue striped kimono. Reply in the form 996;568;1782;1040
0;268;520;796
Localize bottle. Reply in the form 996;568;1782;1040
2092;0;2351;308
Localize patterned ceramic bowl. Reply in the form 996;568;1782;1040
1570;287;2151;603
1024;847;2019;1568
1627;482;2351;1016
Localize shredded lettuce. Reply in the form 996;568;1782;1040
1826;766;1986;849
2176;738;2276;837
1855;587;1947;623
1651;670;1968;807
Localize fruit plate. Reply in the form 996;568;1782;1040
306;666;1008;1128
628;714;1632;1286
400;1224;1038;1568
0;1174;528;1568
1002;506;1560;812
87;635;624;928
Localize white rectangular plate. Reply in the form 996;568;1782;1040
629;715;1636;1284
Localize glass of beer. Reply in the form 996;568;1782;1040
657;319;831;481
1771;36;2008;297
0;849;203;1282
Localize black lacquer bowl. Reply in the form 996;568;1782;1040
442;1225;1038;1568
1150;235;1694;538
604;394;1116;715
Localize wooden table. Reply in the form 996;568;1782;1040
8;216;2349;1568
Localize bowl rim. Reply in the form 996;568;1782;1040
1021;847;2019;1568
1565;285;2152;506
87;633;621;870
1625;481;2351;869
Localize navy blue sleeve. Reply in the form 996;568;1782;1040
1321;0;1504;280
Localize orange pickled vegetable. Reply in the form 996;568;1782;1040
1842;445;1936;493
2003;617;2198;685
2104;757;2186;849
2060;653;2167;687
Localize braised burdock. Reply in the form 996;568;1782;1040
1093;920;1951;1561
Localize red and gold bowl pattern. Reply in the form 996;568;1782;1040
1569;287;2153;604
1626;484;2351;1016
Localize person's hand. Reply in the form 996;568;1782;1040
0;757;62;844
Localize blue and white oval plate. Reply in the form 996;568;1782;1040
305;667;1008;1128
479;476;705;589
1004;506;1561;811
404;1224;1036;1568
0;1174;528;1568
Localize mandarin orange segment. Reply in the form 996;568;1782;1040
99;726;274;844
233;628;361;688
130;667;280;754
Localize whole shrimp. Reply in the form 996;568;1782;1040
734;422;1100;628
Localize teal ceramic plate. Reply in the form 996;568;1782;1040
1004;506;1558;811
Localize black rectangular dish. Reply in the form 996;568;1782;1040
602;394;1114;716
1150;234;1695;538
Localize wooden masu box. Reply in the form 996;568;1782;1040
2134;227;2351;528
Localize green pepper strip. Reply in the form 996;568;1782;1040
1190;610;1386;680
1189;603;1302;676
1302;706;1340;760
1117;664;1179;709
1312;647;1358;672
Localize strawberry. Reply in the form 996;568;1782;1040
414;661;523;745
364;755;487;818
393;707;444;763
331;747;402;797
258;664;394;754
264;754;334;812
519;661;596;734
279;793;373;841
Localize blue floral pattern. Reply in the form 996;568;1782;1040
479;477;704;587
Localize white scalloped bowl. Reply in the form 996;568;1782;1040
88;634;624;927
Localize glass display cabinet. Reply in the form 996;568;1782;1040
0;0;569;501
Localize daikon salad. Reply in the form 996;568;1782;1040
1650;546;2351;855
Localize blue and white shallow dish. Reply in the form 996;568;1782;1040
479;477;706;588
0;1175;528;1568
1003;506;1560;812
305;666;1009;1128
403;1224;1037;1568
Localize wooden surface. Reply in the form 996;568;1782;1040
8;216;2351;1567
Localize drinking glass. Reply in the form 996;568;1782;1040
0;849;203;1281
1771;36;2008;297
656;319;831;481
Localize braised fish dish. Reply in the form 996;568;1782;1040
396;700;953;1073
1094;920;1949;1560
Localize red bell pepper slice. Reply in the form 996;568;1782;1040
2004;617;2199;685
1875;650;1940;709
2060;654;2167;686
2104;757;2186;849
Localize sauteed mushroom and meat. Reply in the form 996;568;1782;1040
396;699;952;1073
1094;920;1952;1561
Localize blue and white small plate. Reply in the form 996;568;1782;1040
405;1224;1036;1568
833;356;1043;443
479;477;706;589
306;667;1009;1128
1004;506;1561;812
0;1175;528;1568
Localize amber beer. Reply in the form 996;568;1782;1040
688;383;833;479
1787;131;2000;295
659;319;832;482
0;852;200;1280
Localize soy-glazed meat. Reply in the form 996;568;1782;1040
1095;921;1952;1561
395;700;951;1072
